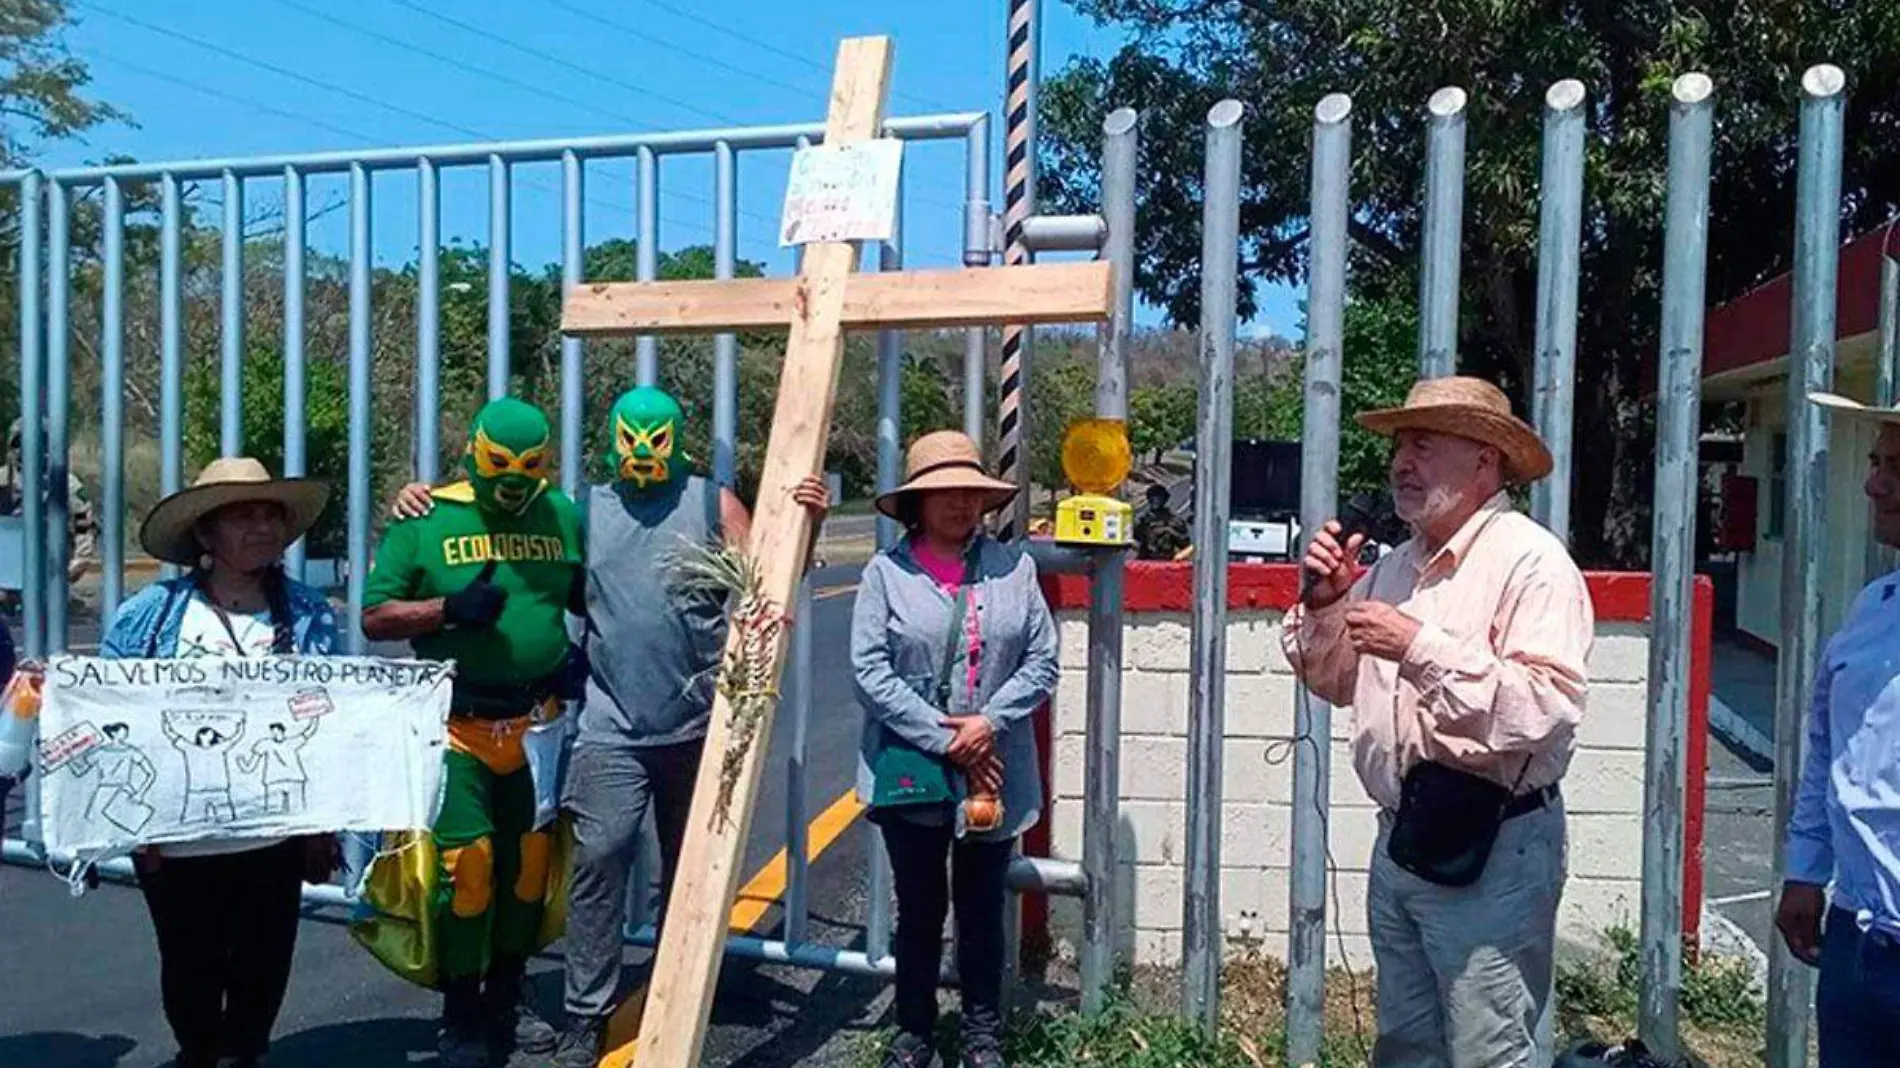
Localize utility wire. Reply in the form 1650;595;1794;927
386;0;742;128
256;0;784;242
623;0;958;114
537;0;973;213
84;44;712;247
73;3;743;242
267;0;638;131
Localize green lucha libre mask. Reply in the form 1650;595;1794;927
463;397;553;515
607;387;689;491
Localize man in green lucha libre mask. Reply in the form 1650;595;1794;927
361;396;583;1067
387;385;829;1067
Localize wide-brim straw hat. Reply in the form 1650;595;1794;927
1355;376;1554;484
140;456;331;566
874;430;1018;520
1810;391;1900;426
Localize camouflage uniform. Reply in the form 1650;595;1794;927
0;419;97;585
1134;485;1190;561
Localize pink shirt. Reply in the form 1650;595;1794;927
914;539;984;708
1281;493;1593;812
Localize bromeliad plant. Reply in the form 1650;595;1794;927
667;536;785;828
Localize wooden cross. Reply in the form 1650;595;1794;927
560;35;1112;1068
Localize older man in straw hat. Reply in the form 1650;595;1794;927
1283;376;1592;1068
1777;391;1900;1064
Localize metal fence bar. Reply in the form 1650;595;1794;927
488;155;511;401
344;164;373;655
964;117;990;447
158;175;183;579
1021;214;1107;252
1870;248;1900;581
1529;81;1587;544
221;170;245;457
45;182;71;653
283;167;309;582
45;114;984;184
636;145;660;388
713;141;738;489
864;168;907;967
1287;90;1352;1067
784;572;813;946
417;159;442;483
100;177;126;620
1184;98;1244;1030
1640;72;1715;1060
18;171;43;660
1418;87;1468;379
781;132;816;949
561;151;586;499
1079;105;1137;1015
1769;62;1847;1068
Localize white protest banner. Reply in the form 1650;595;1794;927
37;655;453;856
778;138;904;247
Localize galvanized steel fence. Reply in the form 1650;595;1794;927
0;49;1870;1068
0;103;1146;1008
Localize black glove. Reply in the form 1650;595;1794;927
443;560;508;630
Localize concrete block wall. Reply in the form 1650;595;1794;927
1035;564;1711;970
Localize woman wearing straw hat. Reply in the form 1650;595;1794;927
852;430;1059;1068
98;456;339;1068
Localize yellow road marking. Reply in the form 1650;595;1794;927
598;788;866;1068
813;582;859;601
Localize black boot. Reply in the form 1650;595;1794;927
484;954;558;1056
960;1006;1007;1068
550;1012;610;1068
879;1031;942;1068
437;977;490;1068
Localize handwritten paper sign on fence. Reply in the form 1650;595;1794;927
37;655;454;856
779;138;904;247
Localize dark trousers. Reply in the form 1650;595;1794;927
561;738;704;1019
136;839;305;1063
880;820;1013;1041
1818;906;1900;1066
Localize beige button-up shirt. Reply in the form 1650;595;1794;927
1281;493;1593;812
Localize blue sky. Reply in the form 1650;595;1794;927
42;0;1300;336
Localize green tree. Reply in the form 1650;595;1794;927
182;345;355;558
0;0;126;167
1041;1;1900;565
1129;381;1196;464
1029;357;1098;509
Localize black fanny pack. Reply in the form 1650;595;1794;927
1386;757;1544;888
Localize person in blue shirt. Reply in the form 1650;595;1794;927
1779;391;1900;1065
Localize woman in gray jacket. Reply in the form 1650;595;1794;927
852;430;1059;1068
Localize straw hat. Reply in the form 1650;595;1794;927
1355;376;1554;483
1810;392;1900;426
874;430;1018;520
140;457;331;566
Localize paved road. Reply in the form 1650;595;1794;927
1;565;890;1068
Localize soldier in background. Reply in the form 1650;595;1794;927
0;419;96;613
1133;482;1190;560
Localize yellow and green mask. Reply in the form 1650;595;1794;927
607;387;690;492
463;397;552;515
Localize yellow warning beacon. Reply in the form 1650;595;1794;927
1054;418;1134;547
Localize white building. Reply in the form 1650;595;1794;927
1703;223;1896;653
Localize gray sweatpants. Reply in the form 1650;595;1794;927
560;737;704;1020
1367;799;1566;1068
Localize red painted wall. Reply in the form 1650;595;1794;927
1024;562;1713;951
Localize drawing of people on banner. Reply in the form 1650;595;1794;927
70;722;158;835
161;710;246;824
238;718;317;814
